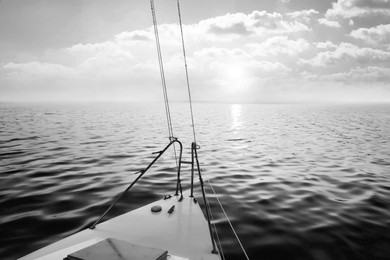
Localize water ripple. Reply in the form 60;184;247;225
1;103;390;260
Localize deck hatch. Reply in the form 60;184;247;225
64;238;168;260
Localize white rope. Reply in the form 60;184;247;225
206;178;251;260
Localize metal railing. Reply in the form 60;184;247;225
90;139;183;229
89;138;218;254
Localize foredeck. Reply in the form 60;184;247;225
19;192;220;260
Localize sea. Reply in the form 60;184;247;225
1;102;390;260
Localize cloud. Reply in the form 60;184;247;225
249;11;310;33
177;45;293;102
247;36;310;57
315;41;338;49
209;21;251;35
2;10;309;83
286;9;319;23
324;66;390;83
194;47;249;59
206;13;253;35
300;42;390;67
3;62;77;79
115;30;152;42
64;41;139;80
66;41;133;59
290;67;390;102
193;47;291;79
1;59;161;102
202;10;310;39
318;18;341;28
1;9;389;103
325;0;390;19
319;0;390;31
350;24;390;46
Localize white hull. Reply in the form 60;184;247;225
19;192;220;260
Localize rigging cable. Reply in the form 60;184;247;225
176;0;197;144
153;2;249;258
150;0;174;140
150;0;179;166
176;1;249;258
206;178;250;260
204;189;226;260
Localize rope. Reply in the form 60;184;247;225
150;0;179;166
206;178;251;260
176;0;197;144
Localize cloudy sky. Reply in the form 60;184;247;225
1;0;389;103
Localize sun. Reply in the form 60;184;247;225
223;62;248;92
226;63;246;81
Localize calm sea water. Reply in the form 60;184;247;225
1;102;390;260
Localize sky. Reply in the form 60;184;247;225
0;0;389;103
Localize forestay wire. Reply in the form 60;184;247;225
151;1;249;258
176;1;249;259
150;0;179;166
176;0;197;144
150;0;175;141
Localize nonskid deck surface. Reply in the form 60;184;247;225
19;192;220;260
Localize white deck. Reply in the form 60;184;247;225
19;192;220;260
